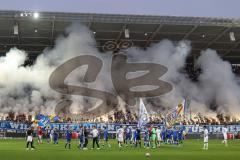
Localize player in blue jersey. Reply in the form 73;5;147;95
125;126;132;147
178;128;183;144
46;129;51;143
53;128;59;145
172;127;179;145
166;129;173;144
65;128;72;149
78;126;85;149
102;126;111;148
161;128;167;144
135;128;141;148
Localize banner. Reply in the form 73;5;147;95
1;121;240;134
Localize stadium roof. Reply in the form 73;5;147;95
0;10;240;63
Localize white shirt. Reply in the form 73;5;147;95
222;127;228;135
156;128;161;137
117;128;124;138
92;129;99;138
131;129;135;139
204;129;208;137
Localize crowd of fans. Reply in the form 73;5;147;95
4;113;33;124
2;110;240;126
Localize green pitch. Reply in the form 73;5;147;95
0;139;240;160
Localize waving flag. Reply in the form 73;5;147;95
176;99;186;116
165;98;186;126
137;98;150;128
37;115;50;127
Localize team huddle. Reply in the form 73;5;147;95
116;125;185;148
25;124;229;150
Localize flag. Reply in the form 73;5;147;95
37;115;50;127
137;98;150;128
176;99;185;116
165;98;186;126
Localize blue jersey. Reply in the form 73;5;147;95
103;129;108;139
166;130;173;138
178;130;183;140
126;128;131;135
53;131;58;139
161;130;166;140
133;130;138;140
173;130;178;140
135;129;141;140
66;130;72;140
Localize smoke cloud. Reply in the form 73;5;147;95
0;23;239;117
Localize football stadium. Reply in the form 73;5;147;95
0;1;240;160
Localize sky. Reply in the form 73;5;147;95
0;0;239;18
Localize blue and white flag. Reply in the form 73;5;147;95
137;98;150;128
38;115;50;127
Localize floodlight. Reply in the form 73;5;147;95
33;12;39;19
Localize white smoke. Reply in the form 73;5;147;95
126;40;192;111
0;23;239;117
0;24;106;115
196;49;240;115
126;41;240;116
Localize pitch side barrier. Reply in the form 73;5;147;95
1;121;240;134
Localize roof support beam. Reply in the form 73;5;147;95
182;25;198;39
144;24;163;48
203;26;232;49
50;17;55;45
222;41;240;56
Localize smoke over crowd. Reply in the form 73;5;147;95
0;24;239;118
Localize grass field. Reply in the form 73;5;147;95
0;139;240;160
